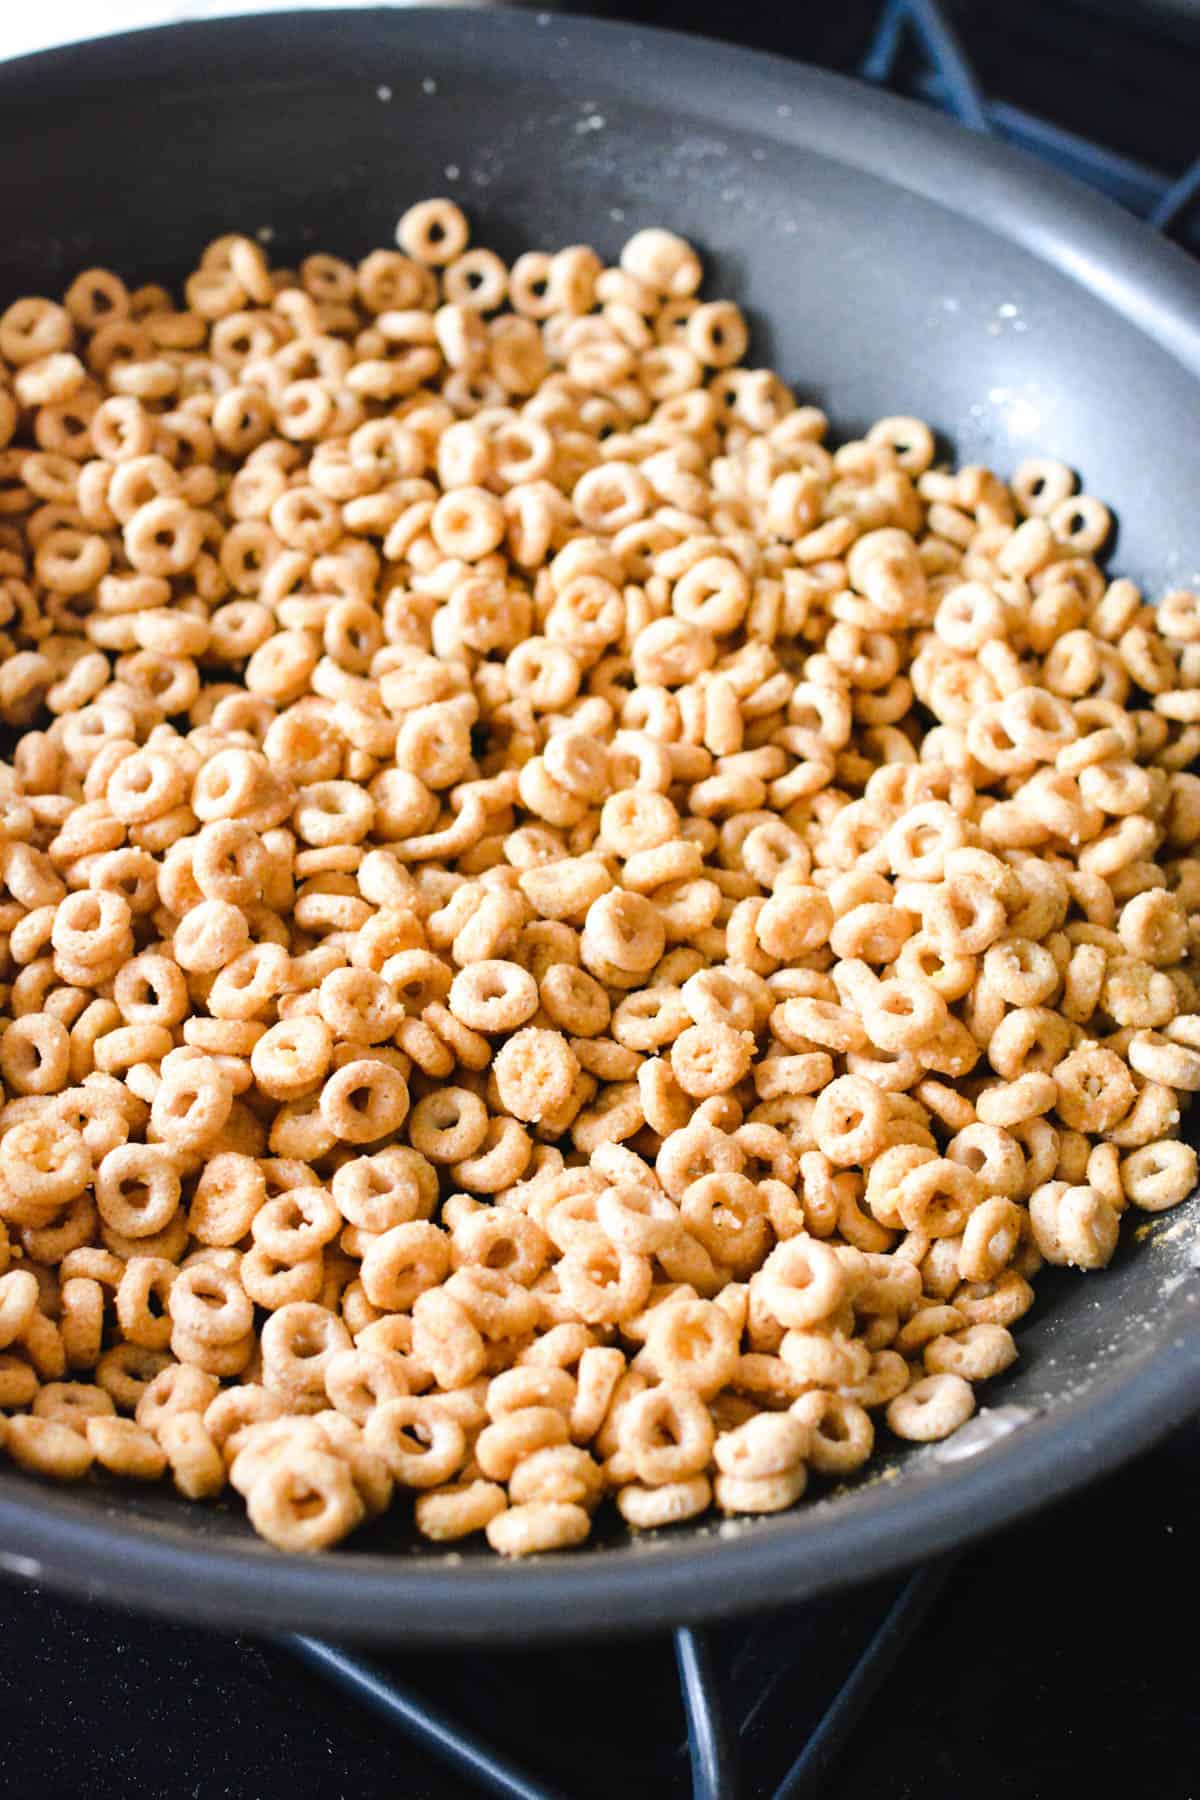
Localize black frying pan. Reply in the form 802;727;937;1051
0;6;1197;1644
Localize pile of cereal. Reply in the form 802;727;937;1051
0;204;1196;1558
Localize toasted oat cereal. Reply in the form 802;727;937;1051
0;211;1195;1558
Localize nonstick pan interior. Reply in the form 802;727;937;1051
0;7;1197;1642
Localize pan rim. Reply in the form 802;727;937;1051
2;5;1198;372
0;4;1197;1640
1;1319;1195;1639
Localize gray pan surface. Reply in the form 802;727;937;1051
0;7;1197;1641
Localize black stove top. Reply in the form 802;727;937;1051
1;5;1198;1797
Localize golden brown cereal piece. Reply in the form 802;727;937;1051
60;1275;105;1369
6;1413;94;1480
86;1414;168;1480
756;1237;849;1330
396;199;470;268
0;1356;40;1410
33;1380;115;1435
158;1411;227;1499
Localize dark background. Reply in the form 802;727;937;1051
1;3;1198;1796
541;0;1200;172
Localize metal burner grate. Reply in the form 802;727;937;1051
859;0;1200;245
285;1564;952;1800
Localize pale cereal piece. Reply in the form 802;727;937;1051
1129;1029;1200;1091
616;1475;712;1529
0;1268;40;1349
261;1303;351;1408
618;1383;714;1487
755;1237;849;1332
227;1418;328;1498
447;960;539;1033
713;1464;807;1515
204;1384;285;1453
581;889;665;982
247;1447;365;1552
169;1260;254;1348
925;1323;1018;1382
886;1374;976;1442
485;1365;575;1420
713;1412;809;1480
135;1365;221;1434
958;1198;1024;1283
506;1444;603;1508
1120;1140;1197;1212
319;1056;410;1144
475;1406;570;1482
414;1479;507;1542
1053;1044;1136;1133
310;1410;395;1519
1029;1182;1121;1270
894;1159;984;1238
669;1021;754;1099
364;1396;468;1489
494;1027;581;1124
786;1392;872;1474
395;198;469;267
847;1349;911;1409
643;1296;739;1400
568;1345;627;1443
896;1303;966;1354
324;1346;412;1424
485;1499;591;1557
